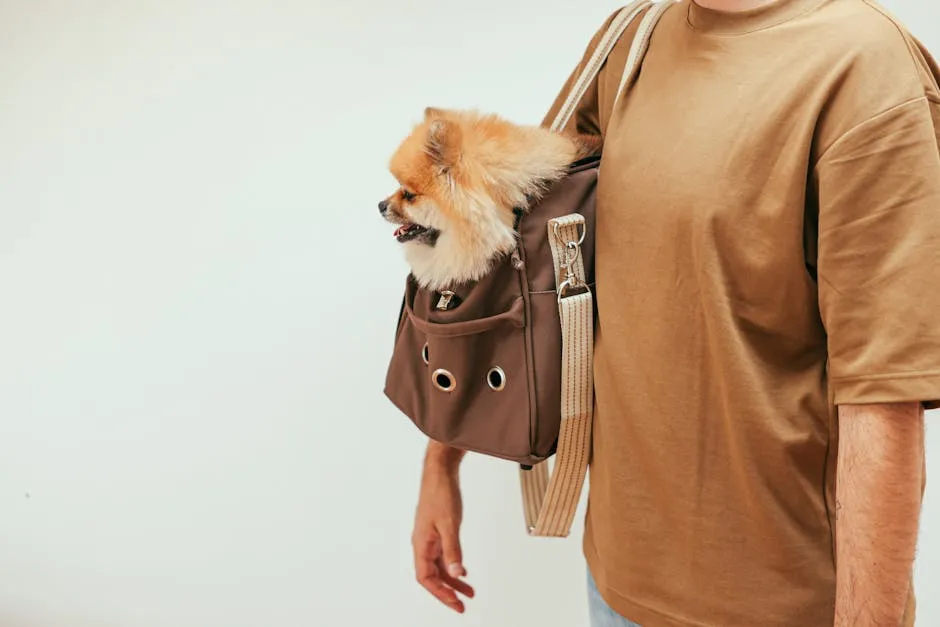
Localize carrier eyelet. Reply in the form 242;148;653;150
421;343;429;365
432;369;456;392
487;367;506;391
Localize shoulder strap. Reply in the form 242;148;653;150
522;0;673;539
616;0;674;104
549;0;671;133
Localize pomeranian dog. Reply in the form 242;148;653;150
379;107;601;292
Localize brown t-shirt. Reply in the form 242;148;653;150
542;0;940;625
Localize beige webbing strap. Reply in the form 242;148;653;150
522;1;673;538
549;0;652;133
522;215;594;538
615;0;674;105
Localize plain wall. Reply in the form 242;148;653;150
0;1;937;626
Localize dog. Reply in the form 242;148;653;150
379;107;601;292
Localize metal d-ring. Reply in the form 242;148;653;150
421;343;429;365
558;278;591;304
552;220;587;247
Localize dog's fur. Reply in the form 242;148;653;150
380;107;601;291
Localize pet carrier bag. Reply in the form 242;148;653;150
383;0;670;537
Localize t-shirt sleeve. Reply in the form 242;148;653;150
814;96;940;410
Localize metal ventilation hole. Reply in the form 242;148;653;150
432;369;456;393
487;367;506;391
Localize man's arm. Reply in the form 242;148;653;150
425;439;466;471
834;401;925;626
412;440;473;613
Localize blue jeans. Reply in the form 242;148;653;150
588;569;641;627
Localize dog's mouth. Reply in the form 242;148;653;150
393;223;440;245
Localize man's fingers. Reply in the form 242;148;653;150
440;569;475;598
414;536;466;613
413;520;471;613
416;564;465;612
438;521;465;578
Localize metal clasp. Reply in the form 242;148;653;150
553;220;587;302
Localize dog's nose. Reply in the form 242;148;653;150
378;200;388;214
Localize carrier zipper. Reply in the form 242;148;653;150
512;212;540;459
435;290;456;311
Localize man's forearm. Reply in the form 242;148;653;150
424;440;466;472
834;401;925;626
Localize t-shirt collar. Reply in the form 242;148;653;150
686;0;828;35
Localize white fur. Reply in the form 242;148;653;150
403;189;518;292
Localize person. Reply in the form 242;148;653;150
409;0;940;625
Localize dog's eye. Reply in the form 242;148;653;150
401;189;416;202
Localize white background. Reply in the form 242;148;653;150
1;1;937;626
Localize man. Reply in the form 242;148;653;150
410;0;940;624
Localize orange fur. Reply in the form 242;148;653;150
380;107;600;291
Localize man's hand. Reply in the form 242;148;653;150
834;401;926;627
412;441;474;613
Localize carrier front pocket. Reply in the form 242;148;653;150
384;295;536;463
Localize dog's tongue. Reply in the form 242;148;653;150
394;224;413;238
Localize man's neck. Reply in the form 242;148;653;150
692;0;781;11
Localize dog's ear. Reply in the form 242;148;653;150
424;106;445;120
426;118;461;174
